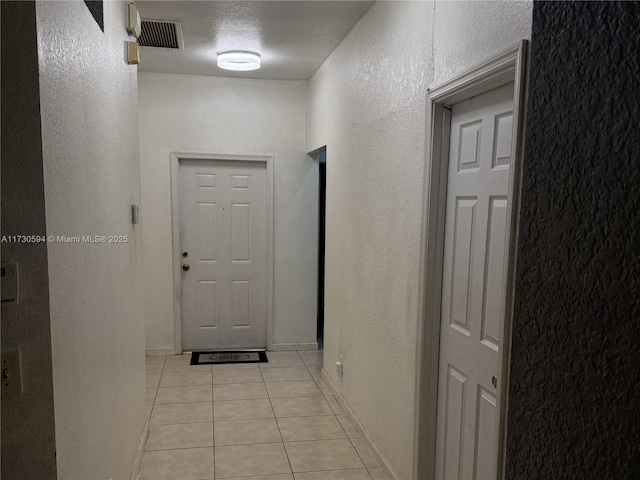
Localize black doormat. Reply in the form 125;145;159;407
190;350;268;365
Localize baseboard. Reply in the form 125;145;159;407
269;342;318;351
130;409;151;480
145;347;176;356
321;370;399;480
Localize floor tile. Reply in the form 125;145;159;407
297;351;322;358
314;379;333;396
163;363;212;373
145;422;213;451
277;416;346;442
146;388;157;406
213;367;264;385
163;354;192;366
163;353;209;372
214;382;268;401
145;406;153;421
146;373;161;388
325;395;346;415
225;476;293;480
146;363;164;374
308;366;323;380
271;396;333;417
298;355;322;369
145;356;166;365
351;438;379;467
266;351;301;357
265;381;321;398
285;439;364;472
297;352;322;365
155;385;213;404
261;355;305;369
213;363;261;373
138;447;214;479
150;402;213;425
367;467;388;480
214;398;274;421
214;418;282;446
294;469;371;480
215;443;291;478
160;370;212;387
261;367;312;383
337;415;362;439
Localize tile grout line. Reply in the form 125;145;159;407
148;351;357;478
299;350;374;477
262;353;295;476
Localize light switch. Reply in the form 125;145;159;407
131;204;140;224
1;350;22;399
127;41;140;65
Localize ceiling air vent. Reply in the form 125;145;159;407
138;20;184;49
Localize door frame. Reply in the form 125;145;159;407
414;41;529;480
170;152;275;353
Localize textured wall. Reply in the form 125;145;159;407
307;1;531;477
307;3;433;477
35;1;146;478
506;2;640;478
432;0;533;84
1;2;57;478
138;73;317;351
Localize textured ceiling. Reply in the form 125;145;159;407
136;1;374;80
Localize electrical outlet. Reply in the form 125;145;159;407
1;350;22;399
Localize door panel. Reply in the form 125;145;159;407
473;386;497;480
197;281;218;328
197;202;218;261
436;83;514;479
231;203;251;261
179;159;267;350
443;366;467;480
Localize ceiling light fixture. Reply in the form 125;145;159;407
217;50;261;71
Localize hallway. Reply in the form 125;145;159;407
141;351;386;479
4;1;638;478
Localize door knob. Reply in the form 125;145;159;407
491;375;498;388
182;264;190;272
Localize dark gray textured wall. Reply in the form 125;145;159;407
506;1;640;478
1;1;57;479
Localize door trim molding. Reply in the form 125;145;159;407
414;40;529;480
170;152;275;353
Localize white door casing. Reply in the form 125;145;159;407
178;158;268;350
415;42;528;480
435;83;514;479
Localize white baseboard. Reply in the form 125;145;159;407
269;342;318;351
145;347;177;356
321;370;398;480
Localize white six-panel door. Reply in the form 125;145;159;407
179;159;267;350
435;83;515;479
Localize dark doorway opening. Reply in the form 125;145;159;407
317;148;326;347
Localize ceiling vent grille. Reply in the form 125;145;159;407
138;20;183;49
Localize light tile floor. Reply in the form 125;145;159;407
141;350;388;480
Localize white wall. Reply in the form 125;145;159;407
139;73;317;352
307;1;532;477
36;1;146;478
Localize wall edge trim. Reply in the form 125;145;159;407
321;370;398;480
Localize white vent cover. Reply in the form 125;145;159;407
138;20;184;49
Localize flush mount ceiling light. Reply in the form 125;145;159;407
217;50;261;71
